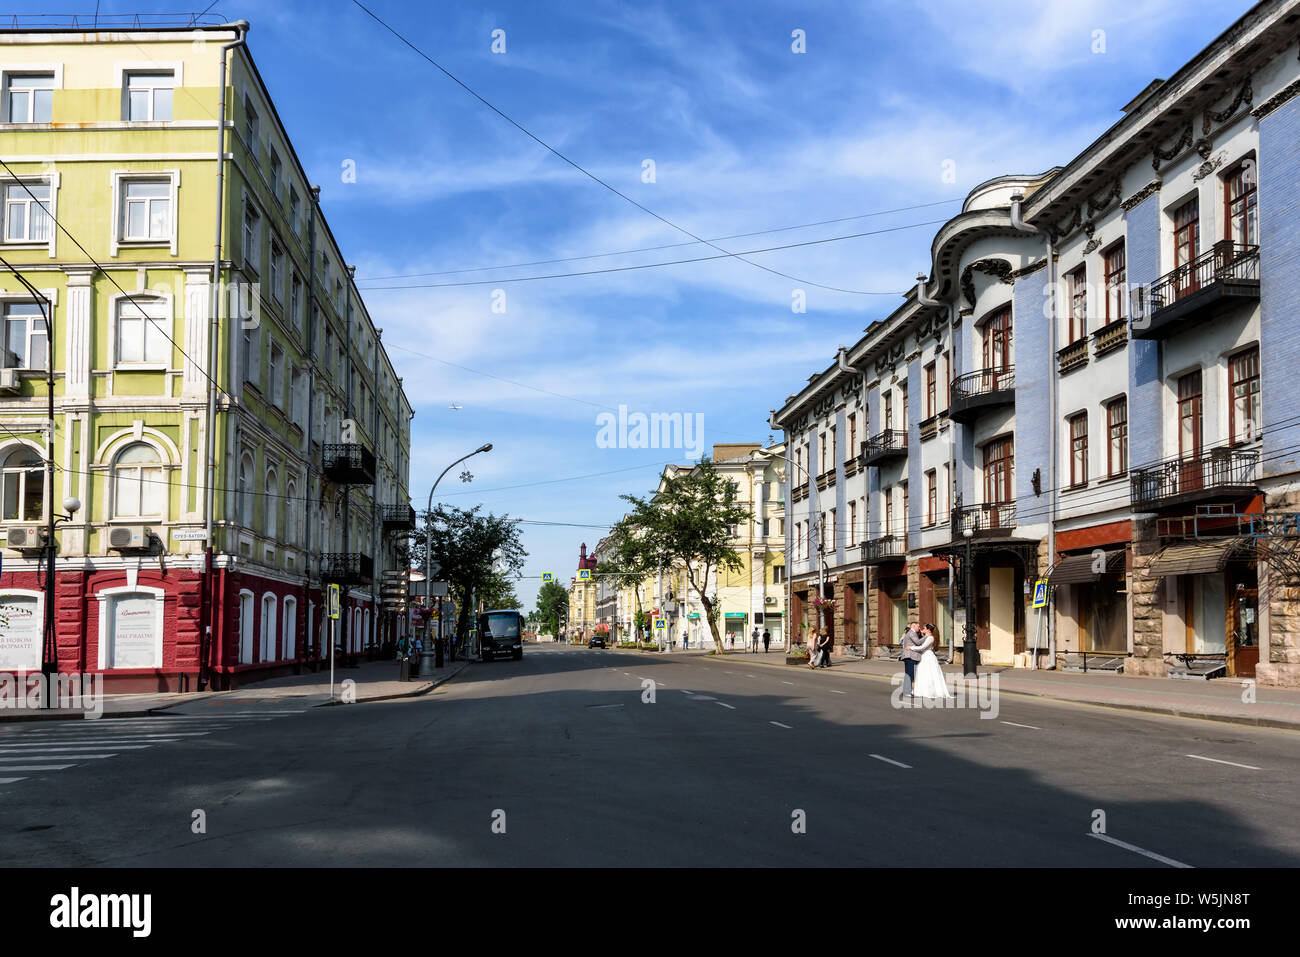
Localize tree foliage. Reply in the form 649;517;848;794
412;504;526;640
534;579;568;638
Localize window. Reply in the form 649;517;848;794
120;179;171;241
270;148;282;197
984;437;1013;504
900;386;908;430
1068;412;1088;488
1225;158;1257;246
926;470;937;526
244;95;259;153
1173;197;1199;269
1067;266;1087;342
290;272;303;330
270;239;284;301
1107;397;1128;477
848;500;857;546
264;468;278;537
3;300;47;369
1229;347;1260;444
112;443;165;518
116;298;168;365
1178;370;1203;460
1104;242;1126;323
829;425;836;469
285;478;298;544
289;186;301;236
269;342;283;406
124;71;172;121
924;363;936;419
943;464;951;514
282;597;297;660
773;565;786;585
4;181;50;242
884;488;893;536
238;453;254;527
983;307;1012;370
4;73;54;123
243;201;261;271
290;367;304;425
847;412;856;459
260;594;277;662
1;446;43;521
901;481;908;546
883;391;893;430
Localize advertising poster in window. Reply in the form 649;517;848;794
108;594;159;668
0;594;42;671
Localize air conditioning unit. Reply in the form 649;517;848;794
765;596;778;605
5;525;46;549
108;525;151;551
0;368;20;392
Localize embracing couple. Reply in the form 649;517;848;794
901;621;952;700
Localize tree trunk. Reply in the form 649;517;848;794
688;561;724;655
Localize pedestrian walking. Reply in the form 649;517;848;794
806;626;818;668
816;626;832;668
751;627;759;653
682;629;688;650
900;620;924;697
762;629;771;653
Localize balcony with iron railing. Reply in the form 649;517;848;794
382;504;417;530
950;501;1017;539
1130;448;1259;510
1092;319;1128;357
323;443;377;485
1134;241;1259;341
861;535;907;565
862;430;908;466
321;552;375;585
949;366;1015;423
1057;338;1088;375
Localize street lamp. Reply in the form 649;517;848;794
962;526;979;677
422;443;492;675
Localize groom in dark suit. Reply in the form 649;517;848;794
901;621;925;697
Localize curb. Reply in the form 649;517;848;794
312;659;471;707
696;652;1300;733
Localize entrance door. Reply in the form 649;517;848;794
988;567;1016;664
1228;586;1259;677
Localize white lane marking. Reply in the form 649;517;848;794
0;745;152;753
1001;721;1041;730
0;764;77;771
869;754;911;769
679;690;693;695
1088;832;1192;868
1185;754;1262;771
770;721;792;729
0;734;212;744
715;702;736;710
0;777;28;783
829;689;846;694
0;753;117;761
745;674;757;678
781;681;795;685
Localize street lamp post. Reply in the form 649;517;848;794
421;443;492;676
962;527;979;677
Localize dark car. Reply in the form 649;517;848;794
588;635;607;648
478;609;524;661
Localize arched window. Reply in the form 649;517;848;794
238;590;255;663
1;446;44;521
265;467;278;538
112;442;164;519
282;596;297;660
260;593;277;662
238;452;254;527
285;479;297;544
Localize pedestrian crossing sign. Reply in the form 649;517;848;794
653;618;666;631
1032;579;1048;608
578;569;591;580
328;584;341;619
542;572;553;583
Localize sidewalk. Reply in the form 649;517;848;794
0;657;472;722
699;648;1300;731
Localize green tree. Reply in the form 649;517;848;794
597;520;657;641
534;579;568;638
618;458;751;655
413;504;526;644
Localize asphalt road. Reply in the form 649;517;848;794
2;643;1298;866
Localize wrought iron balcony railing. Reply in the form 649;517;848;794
949;366;1015;423
1130;448;1259;510
1135;241;1259;340
950;501;1016;538
322;443;376;485
321;552;375;584
862;429;908;466
382;504;417;530
861;535;906;564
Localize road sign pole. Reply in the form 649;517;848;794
329;615;335;703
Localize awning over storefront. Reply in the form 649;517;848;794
1047;548;1125;585
1146;540;1243;578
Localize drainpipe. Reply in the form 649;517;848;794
1011;192;1055;669
303;186;320;660
201;20;249;690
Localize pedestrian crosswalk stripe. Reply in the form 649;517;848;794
0;777;28;784
0;754;117;761
0;745;154;752
0;764;77;771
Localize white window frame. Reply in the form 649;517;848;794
269;237;284;302
238;589;255;663
96;585;166;670
108;291;172;369
242;193;261;274
110;169;179;256
110;440;168;521
0;295;50;371
0;441;47;522
119;67;177;122
264;466;279;537
1;66;61;124
2;172;59;255
261;593;277;662
282;596;297;661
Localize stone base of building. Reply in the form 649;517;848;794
1123;656;1171;678
1254;662;1300;687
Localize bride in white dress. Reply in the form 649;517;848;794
912;623;953;699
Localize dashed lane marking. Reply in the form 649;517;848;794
868;754;911;769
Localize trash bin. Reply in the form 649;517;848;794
398;656;411;682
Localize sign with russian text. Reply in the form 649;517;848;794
0;594;41;671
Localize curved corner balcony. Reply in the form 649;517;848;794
1133;241;1259;341
861;535;907;565
949;367;1015;423
862;429;908;466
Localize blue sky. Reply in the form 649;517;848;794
28;0;1255;610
